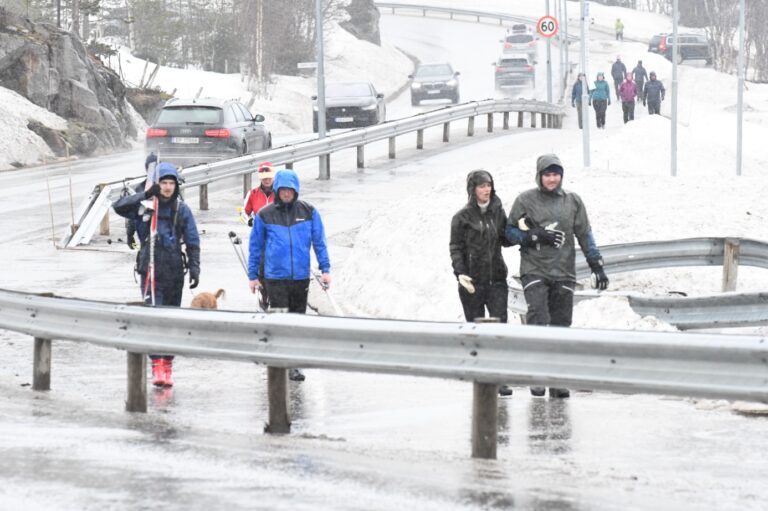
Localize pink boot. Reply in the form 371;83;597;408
162;359;174;387
151;359;165;387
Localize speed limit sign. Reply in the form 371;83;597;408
537;15;559;38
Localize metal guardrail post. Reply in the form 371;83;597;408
416;129;424;149
471;317;499;459
388;137;396;159
199;184;209;211
126;352;147;413
33;337;52;391
443;122;450;142
266;366;291;434
243;173;252;198
541;113;547;128
531;112;537;128
467;116;475;137
518;111;523;128
487;113;493;133
285;162;294;170
722;238;740;292
98;184;110;236
503;112;509;130
357;145;365;169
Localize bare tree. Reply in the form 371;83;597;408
703;0;739;72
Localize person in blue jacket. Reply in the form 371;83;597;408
589;71;611;129
571;73;588;129
113;162;200;387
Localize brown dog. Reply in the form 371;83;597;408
190;289;226;309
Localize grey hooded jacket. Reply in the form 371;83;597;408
506;154;601;280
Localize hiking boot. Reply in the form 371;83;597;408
162;359;174;387
498;385;513;397
151;359;165;387
289;368;305;382
530;386;546;397
549;388;570;399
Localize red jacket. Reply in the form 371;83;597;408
243;185;274;217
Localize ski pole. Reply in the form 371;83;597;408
313;271;344;316
227;231;248;276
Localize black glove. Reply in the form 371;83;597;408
247;216;254;227
187;246;200;289
145;183;161;199
643;100;646;106
588;258;609;290
529;227;565;248
127;233;137;250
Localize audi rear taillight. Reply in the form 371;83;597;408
526;65;534;72
504;43;511;48
146;128;168;137
660;38;667;51
205;128;231;138
529;41;536;47
495;66;503;72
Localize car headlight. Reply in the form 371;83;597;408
361;103;378;110
447;79;458;88
411;82;422;89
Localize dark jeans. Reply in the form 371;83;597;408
593;99;607;128
265;279;310;313
574;101;583;129
647;100;661;115
458;280;508;323
613;79;621;99
622;101;635;123
636;83;645;102
521;275;575;326
140;275;183;361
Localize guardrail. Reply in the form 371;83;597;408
510;238;768;329
64;98;564;248
1;288;766;460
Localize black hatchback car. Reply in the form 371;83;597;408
648;33;712;65
312;81;386;132
145;98;272;168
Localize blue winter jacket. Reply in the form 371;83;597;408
590;78;611;102
644;79;666;103
248;169;330;281
113;163;200;283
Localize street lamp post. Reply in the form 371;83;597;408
315;0;329;179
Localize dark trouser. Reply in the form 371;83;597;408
521;275;575;327
575;101;583;129
140;276;184;361
458;280;508;323
265;279;310;313
622;101;635;123
636;83;645;102
613;79;621;99
648;100;661;115
593;99;607;128
616;31;623;41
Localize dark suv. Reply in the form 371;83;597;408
648;33;712;65
494;54;536;89
409;63;460;105
312;81;386;132
145;98;272;168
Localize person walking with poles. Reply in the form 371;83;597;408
643;71;666;115
505;154;609;399
113;162;201;388
449;170;513;397
247;169;331;382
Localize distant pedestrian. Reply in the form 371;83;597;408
449;170;513;397
632;60;648;103
589;72;611;129
241;162;276;226
610;56;627;100
248;169;331;382
571;73;588;129
506;154;609;399
643;71;666;115
615;18;624;41
618;72;637;123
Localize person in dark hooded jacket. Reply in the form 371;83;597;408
248;168;331;381
449;169;513;396
506;154;609;399
113;162;201;388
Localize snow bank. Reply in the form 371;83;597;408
0;86;68;169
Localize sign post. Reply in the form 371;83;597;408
538;13;558;103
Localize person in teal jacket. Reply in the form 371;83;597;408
589;72;611;129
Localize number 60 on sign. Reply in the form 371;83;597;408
537;15;559;38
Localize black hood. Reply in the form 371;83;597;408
466;170;495;204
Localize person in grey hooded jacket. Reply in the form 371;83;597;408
506;154;609;399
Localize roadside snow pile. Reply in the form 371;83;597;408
572;295;677;331
0;86;68;169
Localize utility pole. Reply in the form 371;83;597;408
315;0;328;180
580;0;591;168
546;0;552;103
736;0;745;176
671;0;678;177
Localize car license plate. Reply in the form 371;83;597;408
335;117;354;123
427;89;441;94
171;137;199;144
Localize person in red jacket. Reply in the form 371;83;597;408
241;162;276;226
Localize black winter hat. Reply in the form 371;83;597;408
465;169;494;198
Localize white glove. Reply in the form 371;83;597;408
458;274;475;294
